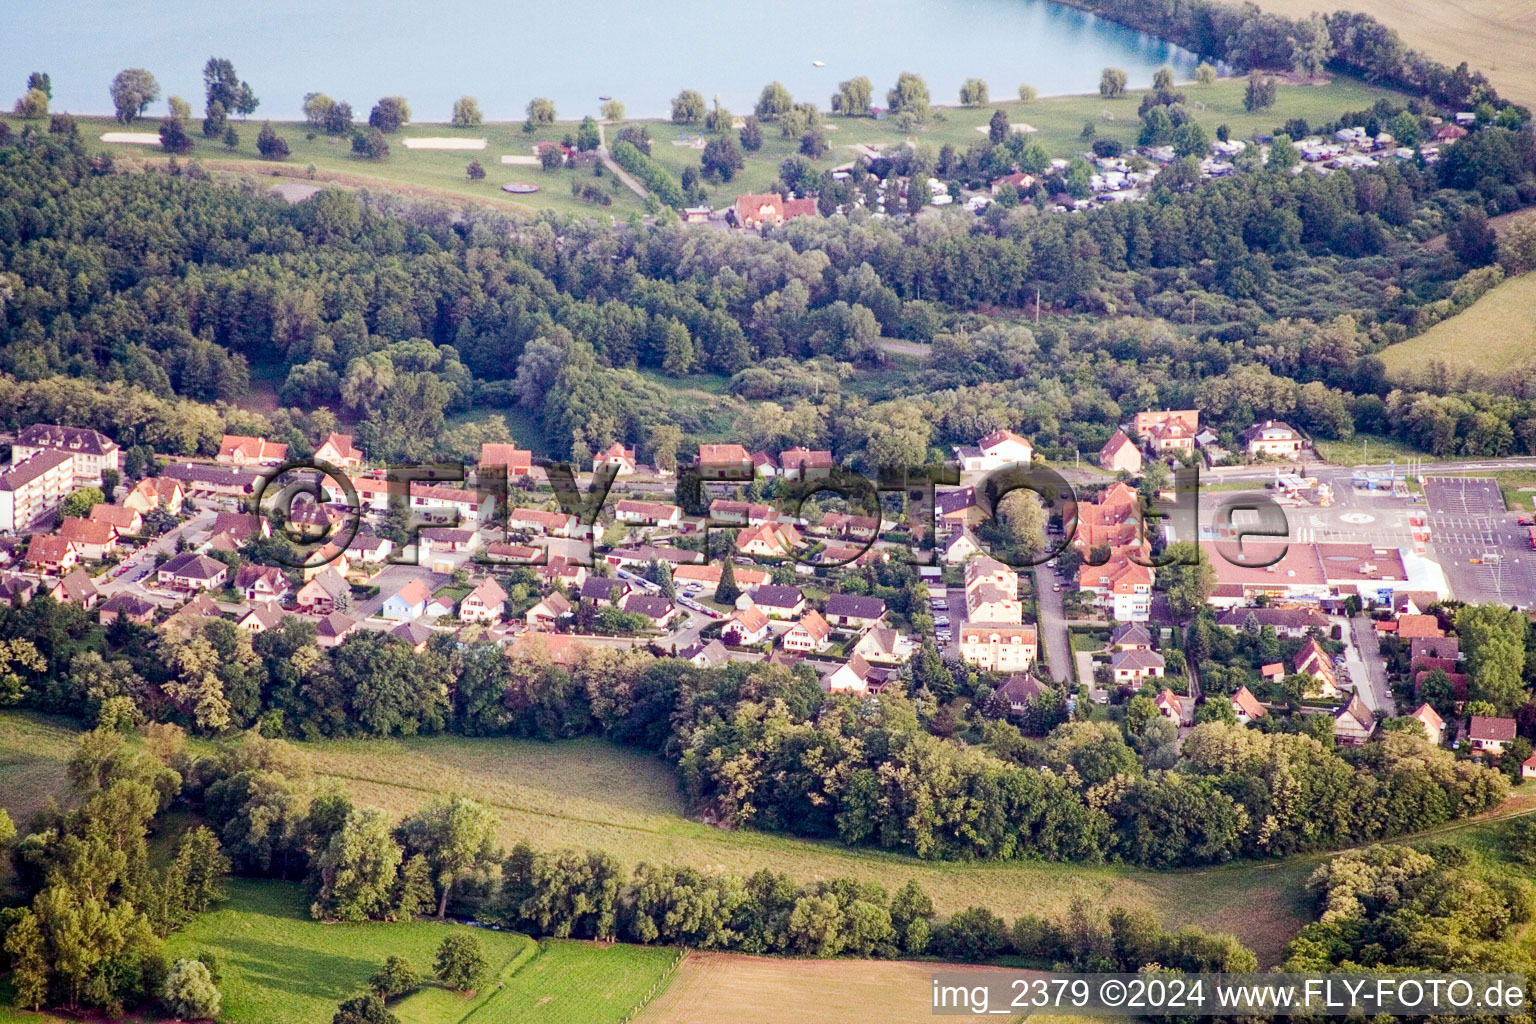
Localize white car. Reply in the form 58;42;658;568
934;616;950;626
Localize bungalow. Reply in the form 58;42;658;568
745;584;806;619
1231;685;1267;725
161;463;263;500
485;541;542;564
593;443;637;476
98;592;156;626
1155;688;1183;721
710;499;775;526
1524;753;1536;780
852;626;913;665
1109;623;1153;650
1469;716;1517;757
954;428;1034;473
218;434;288;466
314;433;363;468
419;527;479;561
390;621;435;652
698;443;753;480
1411;703;1445;745
778;448;834;482
157;552;228;591
1242;421;1304;459
294;567;349;615
736;522;803;558
958;624;1037;673
732;193;817;230
614;500;682;526
581;576;630;607
49;568;99;609
161;593;221;636
819;513;880;541
670;562;771;591
1109;647;1165;684
58;517;118;560
620;592;678;629
1215;607;1330;637
346;532;393;564
997;673;1050;714
604;545;704;569
236;604;286;634
479;443;534;477
989;171;1036;195
89;503;142;537
122;476;183;515
508;507;578;537
681;638;730;668
424;595;455;620
1098;430;1142;474
412;483;487;526
824;593;887;630
315;611;358;648
782;610;832;653
525;591;573;631
235;564;289;604
1261;662;1285;682
381;579;433;622
1334;695;1376;746
723;605;771;645
538;557;588;591
460;577;509;623
25;535;77;574
0;574;37;608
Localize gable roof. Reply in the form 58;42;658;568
89;504;140;530
466;577;509;607
15;423;118;456
53;568;98;604
219;434;288;462
998;673;1049;704
825;593;887;620
1412;703;1444;731
1231;686;1266;720
160;552;227;580
1336;694;1374;731
60;517;115;546
1110;648;1165;671
389;579;432;607
1109;622;1152;648
1469;716;1517;742
750;584;804;609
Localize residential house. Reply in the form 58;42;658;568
1411;703;1445;745
508;507;578;537
620;592;677;629
852;627;913;665
824;654;876;694
824;594;887;631
381;579;433;622
1293;638;1339;697
346;532;393;564
122;476;184;516
157;552;228;591
206;512;269;552
1109;623;1153;650
1133;410;1199;455
942;529;984;564
698;443;754;480
1231;685;1267;725
735;522;803;558
89;503;142;537
315;612;358;648
670;563;770;591
524;591;572;631
98;592;156;626
1110;647;1165;685
161;463;263;500
954;428;1034;473
1215;607;1330;637
25;535;77;574
49;568;99;609
424;595;455;620
1333;695;1376;746
1523;753;1536;780
964;556;1022;625
1155;688;1183;721
710;499;775;526
604;545;704;569
778;448;834;481
615;500;682;526
314;433;363;468
419;528;479;562
0;450;75;532
479;444;534;477
58;517;118;560
161;593;221;636
959;624;1038;673
0;574;38;608
997;673;1050;715
782;610;832;653
294;567;350;615
936;487;986;529
237;604;286;634
390;621;435;652
485;541;541;564
1469;716;1517;757
11;424;120;487
538;557;588;591
818;513;880;543
460;577;509;623
235;564;289;604
1098;430;1143;474
1397;614;1445;640
681;639;730;668
1410;636;1459;663
1070;482;1143;553
1242;421;1305;459
750;451;779;478
412;483;487;526
733;193;817;230
580;576;630;608
593;443;637;476
746;584;806;619
723;606;771;645
217;434;288;466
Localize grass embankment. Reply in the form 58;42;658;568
1379;272;1536;382
2;75;1403;219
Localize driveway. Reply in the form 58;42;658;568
1346;614;1393;715
1032;564;1071;683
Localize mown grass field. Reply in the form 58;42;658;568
1;74;1403;220
161;878;679;1024
1224;0;1536;108
1379;272;1536;381
1312;432;1436;466
0;713;80;830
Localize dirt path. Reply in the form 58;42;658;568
596;122;649;201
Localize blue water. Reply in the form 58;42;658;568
10;0;1198;122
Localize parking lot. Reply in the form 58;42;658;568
1423;477;1536;608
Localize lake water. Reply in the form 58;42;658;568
14;0;1198;123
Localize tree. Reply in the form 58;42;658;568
1291;13;1334;78
256;121;290;160
14;85;49;119
440;95;482;131
1243;73;1277;112
1153;67;1175;91
168;95;191;121
1457;604;1529;713
1448;208;1498;268
466;160;485;181
334;993;398;1024
525;97;557;129
1196;62;1217;86
303;92;335;128
988;108;1010;145
738;116;763;152
671;89;706;125
800;130;828;159
353;129;390;161
59;487;106;520
997;489;1046;558
394;854;434;919
576;116;600;152
1172;120;1210;158
959;78;989;106
369;956;419;999
222;126;239;149
1017;84;1037;102
397;796;497;918
1268;133;1300;169
601;99;625;122
886;72;930;121
434;934;487;991
311;808;404;922
752;81;792;122
1499;212;1536;275
1099;67;1128;99
1158;542;1215;621
163;958;222;1020
202;100;227;138
835;76;872;117
111;68;160;124
324;102;355;135
369;97;410;132
715;559;740;605
161;634;231;732
701;135;744;181
705;96;733;134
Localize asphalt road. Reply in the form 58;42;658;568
1347;613;1393;715
1032;563;1071;683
